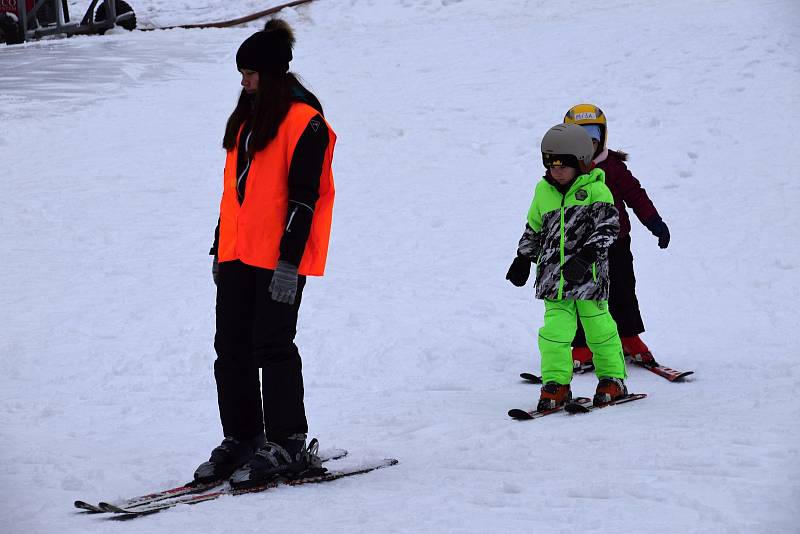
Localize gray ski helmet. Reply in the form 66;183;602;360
540;123;594;170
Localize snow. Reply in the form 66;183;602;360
2;0;800;532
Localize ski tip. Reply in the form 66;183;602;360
74;500;105;513
564;402;590;414
519;373;542;384
668;371;695;381
108;508;163;520
508;408;534;420
98;502;130;513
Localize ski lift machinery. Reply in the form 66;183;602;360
0;0;136;45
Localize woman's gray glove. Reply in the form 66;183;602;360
269;260;299;304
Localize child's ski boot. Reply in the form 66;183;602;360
593;377;627;406
621;335;658;366
537;382;572;412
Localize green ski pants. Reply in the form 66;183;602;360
538;299;626;385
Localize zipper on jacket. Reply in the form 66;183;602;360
286;206;298;232
558;193;566;301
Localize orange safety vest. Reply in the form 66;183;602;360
217;102;336;276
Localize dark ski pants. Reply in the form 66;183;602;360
573;234;645;347
213;260;308;444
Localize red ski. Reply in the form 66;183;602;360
626;352;693;382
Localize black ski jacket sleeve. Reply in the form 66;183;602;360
278;114;330;267
210;219;220;256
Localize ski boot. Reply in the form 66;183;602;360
193;433;266;484
621;335;658;366
572;346;594;373
593;377;628;406
230;433;324;490
536;382;572;412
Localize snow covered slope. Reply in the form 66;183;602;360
2;1;799;532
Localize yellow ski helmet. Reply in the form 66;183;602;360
564;103;607;150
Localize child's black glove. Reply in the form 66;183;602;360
644;215;670;249
562;250;595;283
506;255;532;287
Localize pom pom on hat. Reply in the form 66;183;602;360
236;19;295;74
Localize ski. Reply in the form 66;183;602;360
508;397;591;420
105;457;399;519
564;393;647;414
75;479;222;514
519;372;542;384
626;352;693;382
519;360;593;385
75;445;347;514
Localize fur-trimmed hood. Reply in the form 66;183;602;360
594;148;629;165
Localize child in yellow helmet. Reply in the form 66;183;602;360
563;104;670;371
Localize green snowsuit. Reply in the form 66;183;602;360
518;168;627;385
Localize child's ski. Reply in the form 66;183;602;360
508;397;591;420
75;445;348;514
564;393;647;414
626;352;693;382
519;361;593;385
519;372;542;384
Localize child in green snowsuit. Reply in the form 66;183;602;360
506;123;628;409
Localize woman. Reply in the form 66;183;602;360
193;19;336;490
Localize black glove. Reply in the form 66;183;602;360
506;255;532;287
562;251;594;283
212;256;219;285
644;215;670;249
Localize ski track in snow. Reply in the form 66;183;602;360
2;1;800;533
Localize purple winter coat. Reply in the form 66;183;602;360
594;149;658;238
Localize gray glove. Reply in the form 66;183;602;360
269;260;298;304
212;256;219;285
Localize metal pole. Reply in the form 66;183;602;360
55;0;65;30
31;0;48;25
16;0;27;41
107;0;116;27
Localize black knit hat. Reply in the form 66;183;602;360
236;19;294;75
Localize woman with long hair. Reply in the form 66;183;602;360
193;19;336;490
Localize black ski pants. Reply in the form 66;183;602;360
213;260;308;443
573;234;645;347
